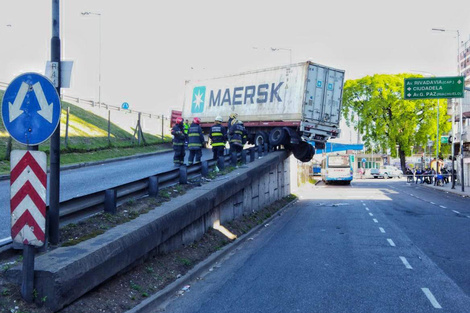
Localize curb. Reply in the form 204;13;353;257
126;198;299;313
420;183;470;198
0;148;172;181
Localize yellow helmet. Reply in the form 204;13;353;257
229;112;238;119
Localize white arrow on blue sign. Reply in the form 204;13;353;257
1;73;61;145
122;102;129;110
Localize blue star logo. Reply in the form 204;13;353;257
192;86;206;113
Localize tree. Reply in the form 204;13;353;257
342;74;451;171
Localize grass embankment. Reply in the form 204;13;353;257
0;90;171;174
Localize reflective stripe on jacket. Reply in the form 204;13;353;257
210;124;227;147
229;123;245;147
188;123;204;150
172;123;186;145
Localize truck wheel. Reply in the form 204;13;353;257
293;141;313;162
255;131;269;146
384;173;389;179
269;127;287;146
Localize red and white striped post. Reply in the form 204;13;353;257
10;150;47;302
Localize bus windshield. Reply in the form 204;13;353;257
328;155;350;168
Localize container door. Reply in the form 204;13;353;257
304;65;327;121
324;70;344;126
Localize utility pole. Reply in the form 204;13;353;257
49;0;61;245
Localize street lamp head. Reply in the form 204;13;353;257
432;28;445;32
81;12;90;15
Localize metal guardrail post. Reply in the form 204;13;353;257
258;145;263;158
241;150;247;164
201;161;209;177
249;147;255;162
264;143;269;156
217;157;225;171
148;176;159;197
231;152;237;166
104;189;117;214
179;166;188;184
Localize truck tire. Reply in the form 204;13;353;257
269;127;287;146
255;131;269;146
293;141;313;162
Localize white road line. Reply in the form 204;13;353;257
421;288;442;309
373;219;378;223
439;205;447;209
387;239;396;247
369;213;374;216
365;207;370;211
362;203;366;206
430;202;436;205
399;256;413;269
467;216;470;219
379;227;385;233
452;210;460;214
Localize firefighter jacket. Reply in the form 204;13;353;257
209;123;227;147
171;123;186;146
229;123;246;147
188;123;205;150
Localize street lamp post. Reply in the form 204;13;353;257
432;28;463;191
81;12;102;107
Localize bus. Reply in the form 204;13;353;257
321;154;354;184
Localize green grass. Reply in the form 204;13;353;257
0;89;172;174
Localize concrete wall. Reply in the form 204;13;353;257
6;151;291;312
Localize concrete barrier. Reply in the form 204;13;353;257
6;151;291;311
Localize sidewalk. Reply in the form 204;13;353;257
414;180;470;198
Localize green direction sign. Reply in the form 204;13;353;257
440;136;449;144
404;76;464;100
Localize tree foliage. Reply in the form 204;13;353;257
342;73;451;170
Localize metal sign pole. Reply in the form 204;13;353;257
49;0;61;244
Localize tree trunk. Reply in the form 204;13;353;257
399;146;406;171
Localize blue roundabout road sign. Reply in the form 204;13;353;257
2;73;61;145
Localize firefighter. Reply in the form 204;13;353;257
171;117;186;166
187;117;205;165
183;119;190;148
209;115;227;162
229;119;246;154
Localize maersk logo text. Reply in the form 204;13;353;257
209;82;284;107
192;86;206;113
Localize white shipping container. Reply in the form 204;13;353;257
181;61;345;162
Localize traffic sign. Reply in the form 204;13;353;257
404;76;464;100
1;73;61;145
10;150;47;247
441;136;449;144
122;102;129;110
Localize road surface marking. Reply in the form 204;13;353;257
379;227;385;233
387;239;396;247
369;213;374;216
430;202;436;205
421;288;442;309
399;256;413;269
452;210;460;214
373;219;378;223
365;207;370;211
439;205;447;209
363;203;366;206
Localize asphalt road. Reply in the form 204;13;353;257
159;179;470;313
0;148;214;242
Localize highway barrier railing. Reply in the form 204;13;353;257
1;146;269;249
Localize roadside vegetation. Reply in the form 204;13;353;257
0;90;172;174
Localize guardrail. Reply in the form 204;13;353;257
0;145;270;249
0;81;167;121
